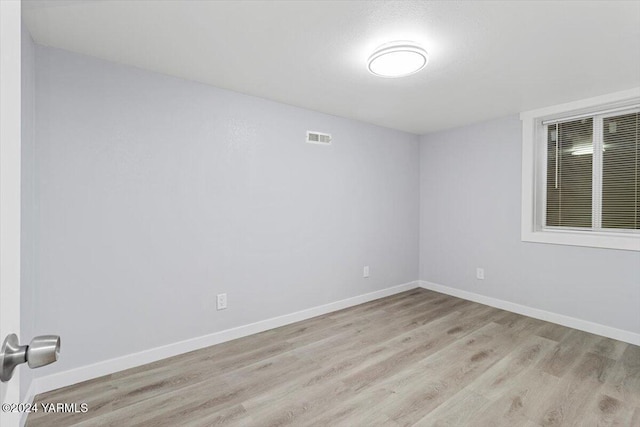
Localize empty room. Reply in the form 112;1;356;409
1;0;640;426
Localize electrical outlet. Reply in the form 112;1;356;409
476;268;485;280
363;266;370;278
216;293;227;310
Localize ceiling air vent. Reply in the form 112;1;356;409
306;131;332;145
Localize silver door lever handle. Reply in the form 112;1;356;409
0;334;60;382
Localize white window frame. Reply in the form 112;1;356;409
520;88;640;251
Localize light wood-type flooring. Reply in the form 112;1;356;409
27;288;640;426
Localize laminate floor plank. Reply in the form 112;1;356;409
378;319;548;426
473;368;560;426
410;388;491;427
237;310;471;421
631;407;640;425
27;377;117;426
536;323;573;343
602;344;640;407
588;393;636;427
307;322;512;426
27;289;640;427
591;337;629;360
534;351;618;426
466;335;557;401
537;329;603;379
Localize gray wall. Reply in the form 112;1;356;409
419;115;640;334
32;46;420;376
21;22;36;400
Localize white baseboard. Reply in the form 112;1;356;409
31;281;419;397
419;280;640;346
30;278;635;410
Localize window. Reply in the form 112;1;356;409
545;117;594;229
602;112;639;230
521;89;640;251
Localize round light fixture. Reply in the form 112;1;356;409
367;41;428;78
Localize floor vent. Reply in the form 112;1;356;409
306;131;332;145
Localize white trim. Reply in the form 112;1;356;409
19;381;36;427
520;88;640;251
520;89;640;123
30;281;418;396
592;116;601;230
1;2;22;426
541;104;640;125
418;281;640;346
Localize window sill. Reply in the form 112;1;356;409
522;228;640;251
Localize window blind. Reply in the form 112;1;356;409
602;112;639;230
546;118;593;228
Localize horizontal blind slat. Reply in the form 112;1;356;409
546;118;593;228
602;112;638;230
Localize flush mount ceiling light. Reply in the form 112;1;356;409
367;41;428;78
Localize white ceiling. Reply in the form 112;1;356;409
23;0;640;135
